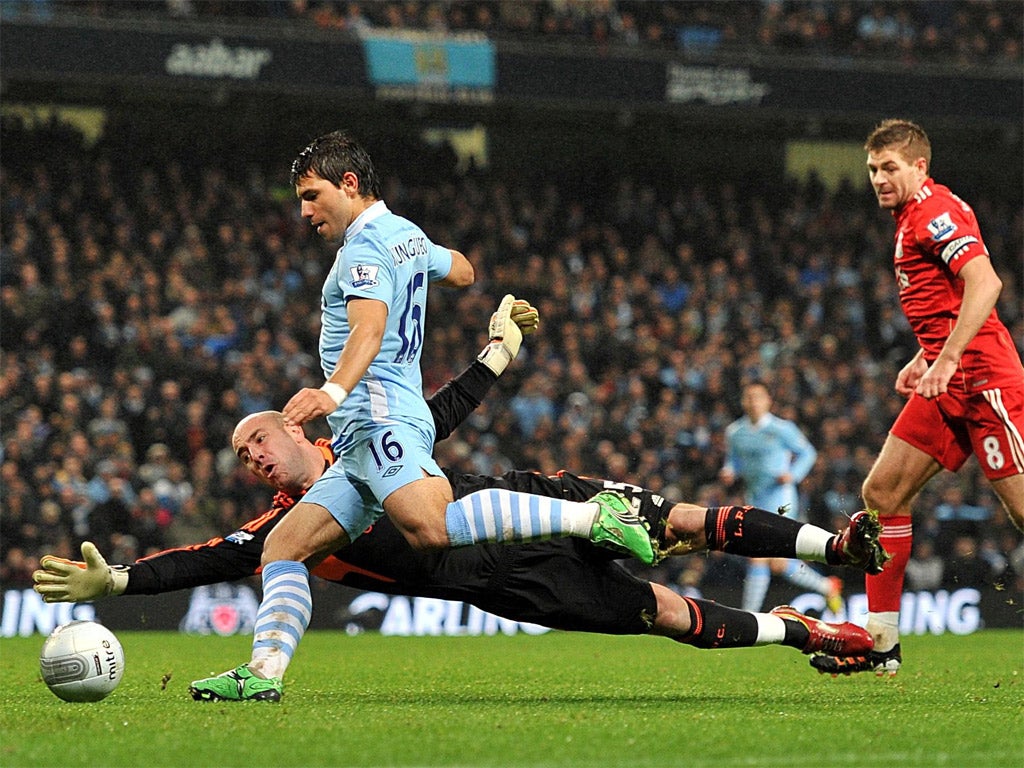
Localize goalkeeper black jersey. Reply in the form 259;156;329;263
122;361;662;634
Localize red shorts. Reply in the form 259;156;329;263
891;382;1024;480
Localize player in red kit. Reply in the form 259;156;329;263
812;119;1024;678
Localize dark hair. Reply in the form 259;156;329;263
864;119;931;169
289;130;382;199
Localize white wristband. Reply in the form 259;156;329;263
108;568;129;597
320;381;348;406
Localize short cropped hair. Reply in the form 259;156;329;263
864;119;931;169
290;130;382;199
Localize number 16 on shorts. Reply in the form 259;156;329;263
358;423;445;500
368;429;405;477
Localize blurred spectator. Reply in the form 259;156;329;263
87;476;134;555
977;537;1009;582
934;484;992;556
130;487;173;554
151;460;194;515
85;458;118;504
137;443;173;487
942;535;992;589
509;372;556;439
164;496;219;549
856;3;902;51
904;539;944;591
470;433;513;476
0;547;38;589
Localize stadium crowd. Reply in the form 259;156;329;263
1;115;1022;602
9;0;1022;68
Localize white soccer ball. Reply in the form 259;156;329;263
39;620;124;702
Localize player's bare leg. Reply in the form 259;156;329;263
261;501;352;566
862;436;941;668
384;474;455;551
658;503;707;554
990;473;1024;532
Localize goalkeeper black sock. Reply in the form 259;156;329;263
678;597;760;649
704;505;803;558
678;597;810;650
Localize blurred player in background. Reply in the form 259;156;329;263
34;302;886;702
720;381;842;613
813;119;1024;677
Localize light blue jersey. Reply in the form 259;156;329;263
319;200;453;451
723;413;817;518
304;197;603;554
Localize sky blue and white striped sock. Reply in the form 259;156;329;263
444;488;598;547
250;560;311;680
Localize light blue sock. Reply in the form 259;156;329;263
445;488;596;547
742;562;772;612
250;560;311;680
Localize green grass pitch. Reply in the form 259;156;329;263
2;629;1021;767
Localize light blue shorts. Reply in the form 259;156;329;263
303;421;444;538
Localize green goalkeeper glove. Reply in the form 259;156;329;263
33;541;128;603
477;294;539;376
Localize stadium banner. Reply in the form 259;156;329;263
665;63;769;106
0;20;368;93
3;20;1019;121
2;583;1017;638
360;31;495;104
495;49;1021;121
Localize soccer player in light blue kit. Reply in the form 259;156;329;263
720;381;843;613
191;131;655;701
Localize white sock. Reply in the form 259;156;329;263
866;611;900;652
753;613;787;645
794;524;833;563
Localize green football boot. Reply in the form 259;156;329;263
588;490;657;565
189;664;283;702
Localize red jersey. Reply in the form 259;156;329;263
892;178;1023;390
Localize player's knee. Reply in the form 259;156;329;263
262;527;302;566
262;521;330;566
1003;504;1024;533
664;504;706;552
861;476;894;512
